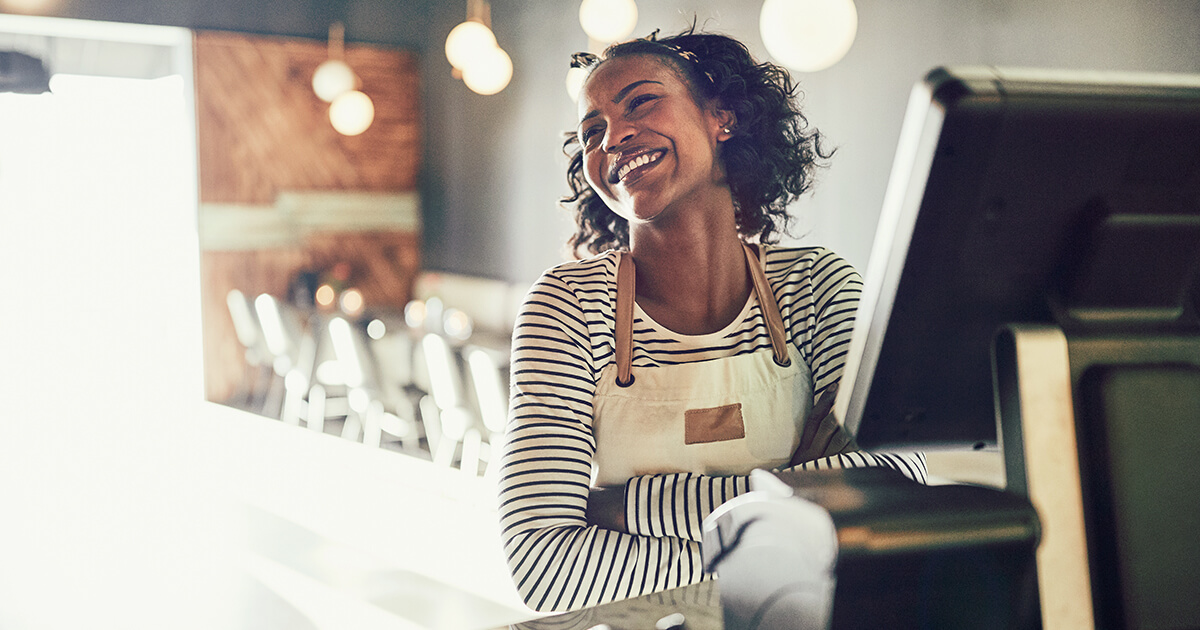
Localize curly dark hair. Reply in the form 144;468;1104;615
562;25;832;257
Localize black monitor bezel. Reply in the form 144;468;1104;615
837;66;1200;451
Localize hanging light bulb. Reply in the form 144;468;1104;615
313;60;356;102
565;65;589;101
462;45;513;95
579;0;638;44
446;0;497;72
312;22;359;102
329;90;375;136
312;22;373;135
446;0;512;95
760;0;858;72
445;20;497;71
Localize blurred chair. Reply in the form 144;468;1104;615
363;314;429;455
465;345;509;478
398;298;445;455
283;314;349;435
225;288;273;411
327;316;420;451
253;292;313;419
420;330;483;474
418;393;443;457
252;293;351;437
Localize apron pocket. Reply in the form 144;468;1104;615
684;403;746;444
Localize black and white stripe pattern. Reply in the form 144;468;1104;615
624;451;929;540
498;246;926;612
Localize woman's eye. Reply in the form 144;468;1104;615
629;94;657;110
581;127;601;144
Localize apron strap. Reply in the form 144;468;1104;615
615;252;636;387
613;244;791;386
742;244;792;368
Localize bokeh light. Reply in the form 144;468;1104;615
760;0;858;72
315;284;336;307
328;90;374;136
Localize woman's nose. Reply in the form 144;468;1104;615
602;122;635;152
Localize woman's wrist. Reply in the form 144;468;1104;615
585;485;628;532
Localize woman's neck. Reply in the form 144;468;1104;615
628;201;753;336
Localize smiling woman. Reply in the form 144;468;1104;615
577;59;730;231
562;30;829;259
496;26;927;613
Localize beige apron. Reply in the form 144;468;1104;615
591;244;813;486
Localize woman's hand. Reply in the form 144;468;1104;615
788;382;858;468
586;485;628;532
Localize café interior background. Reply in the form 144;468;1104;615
1;1;1199;628
9;0;1197;408
7;0;1190;405
5;0;1198;284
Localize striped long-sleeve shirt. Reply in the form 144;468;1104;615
498;245;927;612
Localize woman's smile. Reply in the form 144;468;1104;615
609;148;666;185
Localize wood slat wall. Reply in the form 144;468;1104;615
194;30;422;405
194;30;421;203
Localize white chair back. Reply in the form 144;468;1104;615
226;289;266;363
466;347;508;435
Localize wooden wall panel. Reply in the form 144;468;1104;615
194;30;421;203
194;30;422;405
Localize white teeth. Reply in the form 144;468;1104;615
617;151;661;181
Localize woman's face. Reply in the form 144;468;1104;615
576;54;730;227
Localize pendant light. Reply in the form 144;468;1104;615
312;22;356;102
760;0;858;73
445;23;495;73
329;90;375;136
565;66;588;102
445;0;512;95
462;45;512;95
312;22;374;135
568;0;637;101
578;0;638;45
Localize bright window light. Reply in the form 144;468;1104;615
0;67;212;627
0;72;202;401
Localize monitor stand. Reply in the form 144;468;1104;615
994;324;1096;630
997;324;1200;630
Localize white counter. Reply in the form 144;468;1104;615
0;399;531;630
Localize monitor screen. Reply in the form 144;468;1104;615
837;66;1200;451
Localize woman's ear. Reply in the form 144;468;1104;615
713;106;737;141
